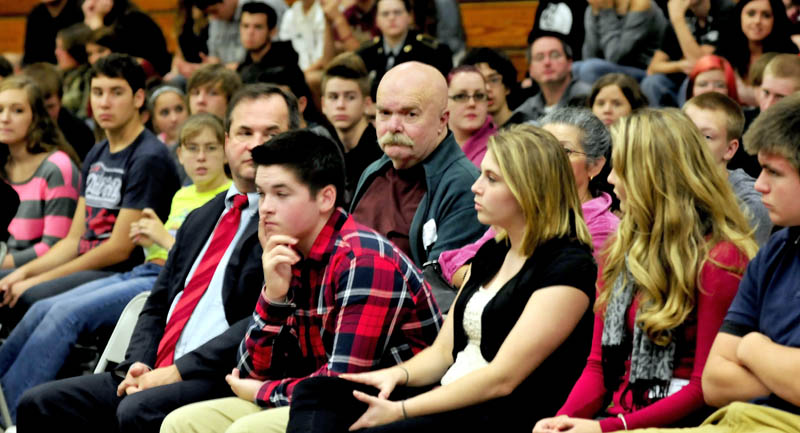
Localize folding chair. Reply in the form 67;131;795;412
94;291;150;374
0;382;12;431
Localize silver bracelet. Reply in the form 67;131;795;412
617;413;628;430
401;400;409;419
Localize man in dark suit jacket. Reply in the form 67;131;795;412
15;83;301;433
356;0;452;99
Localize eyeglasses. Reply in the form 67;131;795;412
183;143;223;155
563;147;586;158
378;9;406;18
532;51;565;63
486;75;504;86
448;92;488;103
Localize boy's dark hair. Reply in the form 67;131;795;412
0;55;12;78
527;30;573;61
89;27;120;52
460;47;518;94
187;63;243;101
225;83;301;133
589;73;649;112
23;62;63;99
241;2;278;29
252;129;346;208
321;52;371;97
90;53;146;94
58;22;92;65
242;64;331;127
525;30;573;65
377;0;411;12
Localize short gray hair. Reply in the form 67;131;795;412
539;107;611;163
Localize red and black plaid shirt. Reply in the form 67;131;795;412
237;208;442;407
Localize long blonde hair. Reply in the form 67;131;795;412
488;124;593;256
598;108;758;345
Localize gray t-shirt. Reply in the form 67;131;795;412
582;1;667;69
729;168;772;246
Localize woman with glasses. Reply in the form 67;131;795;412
446;65;498;167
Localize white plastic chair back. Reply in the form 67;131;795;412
0;382;12;430
94;291;150;374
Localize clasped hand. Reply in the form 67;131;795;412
115;362;182;396
129;208;169;248
339;366;409;430
0;269;36;308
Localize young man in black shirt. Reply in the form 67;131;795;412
236;2;300;76
321;52;381;206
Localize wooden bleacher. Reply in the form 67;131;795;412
0;0;537;79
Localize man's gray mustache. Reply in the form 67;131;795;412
378;133;415;147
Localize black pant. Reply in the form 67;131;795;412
16;371;233;433
288;376;516;433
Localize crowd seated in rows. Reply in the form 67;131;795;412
1;0;800;431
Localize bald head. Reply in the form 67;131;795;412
375;62;450;169
379;62;448;113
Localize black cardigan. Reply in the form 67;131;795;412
450;236;597;430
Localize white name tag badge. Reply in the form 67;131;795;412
422;219;438;251
648;377;690;399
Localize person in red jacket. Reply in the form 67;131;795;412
534;108;759;433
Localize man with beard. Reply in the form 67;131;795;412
511;33;591;123
349;61;485;268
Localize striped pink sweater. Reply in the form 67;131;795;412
6;151;80;266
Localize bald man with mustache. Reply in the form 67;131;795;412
350;62;485;273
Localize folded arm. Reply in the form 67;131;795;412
702;331;770;407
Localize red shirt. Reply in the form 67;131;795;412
237;209;442;407
558;241;750;431
351;165;426;258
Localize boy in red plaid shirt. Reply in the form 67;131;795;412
161;129;443;433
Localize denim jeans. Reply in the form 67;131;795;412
572;58;647;84
640;73;689;107
0;269;115;331
0;262;162;421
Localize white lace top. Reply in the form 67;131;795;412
440;285;501;385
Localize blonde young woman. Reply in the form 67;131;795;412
287;125;598;433
534;109;759;433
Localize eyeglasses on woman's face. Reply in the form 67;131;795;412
448;92;489;104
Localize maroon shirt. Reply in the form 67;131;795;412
351;165;426;257
343;3;379;41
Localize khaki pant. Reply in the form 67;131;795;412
160;397;289;433
627;402;800;433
